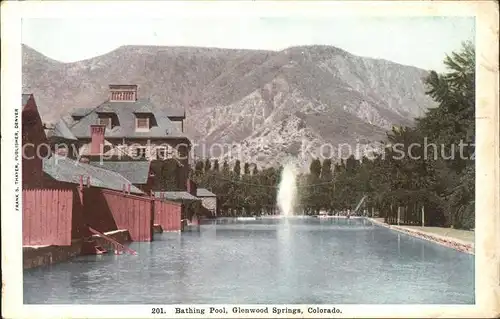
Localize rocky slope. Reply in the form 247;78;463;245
22;44;436;169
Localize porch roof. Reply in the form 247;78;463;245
43;155;144;194
153;191;200;202
196;188;216;197
89;160;151;184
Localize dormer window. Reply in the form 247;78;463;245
96;112;115;129
137;117;149;129
135;113;152;131
98;116;112;128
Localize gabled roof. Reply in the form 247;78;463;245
196;188;216;197
153;191;200;201
45;119;77;141
43;155;144;194
89;161;151;184
70;108;95;117
96;105;116;113
69;99;188;139
22;94;32;107
132;103;154;114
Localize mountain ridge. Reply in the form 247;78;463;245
22;43;436;169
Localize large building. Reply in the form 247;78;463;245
43;85;217;220
55;84;191;190
21;92;186;254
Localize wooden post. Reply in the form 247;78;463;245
389;204;393;223
421;206;425;227
78;175;84;203
371;207;374;218
397;207;401;226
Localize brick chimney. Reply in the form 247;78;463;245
90;125;105;155
109;84;138;102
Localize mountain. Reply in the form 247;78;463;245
22;44;436;170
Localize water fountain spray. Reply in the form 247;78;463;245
277;163;298;217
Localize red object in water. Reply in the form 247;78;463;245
87;225;137;255
95;245;107;254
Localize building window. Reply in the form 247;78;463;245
98;116;112;129
157;147;167;160
167;147;174;157
135;147;146;159
111;90;135;101
136;116;150;130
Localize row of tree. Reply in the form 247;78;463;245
154;42;475;230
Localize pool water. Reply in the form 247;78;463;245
23;217;474;304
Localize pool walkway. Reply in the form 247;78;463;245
367;217;475;255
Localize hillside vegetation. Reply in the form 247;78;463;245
178;42;475;229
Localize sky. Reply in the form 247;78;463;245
21;16;475;72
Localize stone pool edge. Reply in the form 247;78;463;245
366;217;475;255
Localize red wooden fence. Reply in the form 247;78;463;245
83;188;154;241
23;189;73;246
154;199;182;231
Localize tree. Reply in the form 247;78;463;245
222;160;229;172
233;160;241;178
150;159;181;191
251;163;258;175
194;160;204;177
204;159;212;172
320;158;332;180
213;159;220;172
244;162;251;175
309;158;322;178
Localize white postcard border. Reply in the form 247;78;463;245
1;1;498;318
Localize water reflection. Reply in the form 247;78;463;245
398;233;401;256
277;218;293;284
421;241;425;261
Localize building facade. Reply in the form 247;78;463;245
62;84;191;190
196;188;217;217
